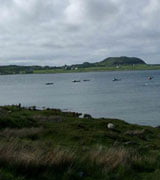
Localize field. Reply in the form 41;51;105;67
0;105;160;179
0;64;160;75
33;64;160;74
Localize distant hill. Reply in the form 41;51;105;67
97;56;146;66
69;56;146;69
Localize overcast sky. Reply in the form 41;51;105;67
0;0;159;66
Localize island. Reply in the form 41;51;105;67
0;56;160;75
0;105;160;179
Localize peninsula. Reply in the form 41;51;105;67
0;56;160;75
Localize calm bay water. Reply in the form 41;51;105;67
0;70;160;126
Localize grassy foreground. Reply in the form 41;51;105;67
0;106;160;179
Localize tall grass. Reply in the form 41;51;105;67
0;139;75;168
88;146;137;171
0;127;43;138
0;139;158;179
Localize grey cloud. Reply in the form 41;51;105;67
0;0;159;65
84;0;118;21
65;0;119;25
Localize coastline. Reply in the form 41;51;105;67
33;64;160;74
0;64;160;75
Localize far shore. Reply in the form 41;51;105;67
33;64;160;74
0;64;160;75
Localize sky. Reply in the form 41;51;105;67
0;0;159;66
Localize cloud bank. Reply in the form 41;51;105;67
0;0;159;65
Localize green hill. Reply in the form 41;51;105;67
98;56;146;66
69;56;146;69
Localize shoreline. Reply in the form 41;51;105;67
0;68;160;76
0;64;160;75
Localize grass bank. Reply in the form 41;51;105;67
33;64;160;74
0;105;160;179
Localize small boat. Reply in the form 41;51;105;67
72;80;81;83
148;76;153;80
112;78;121;81
45;82;54;85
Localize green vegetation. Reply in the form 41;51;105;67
34;64;160;74
0;105;160;179
0;57;160;75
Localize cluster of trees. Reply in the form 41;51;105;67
0;65;61;75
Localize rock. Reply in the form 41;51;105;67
107;123;115;129
83;114;92;119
